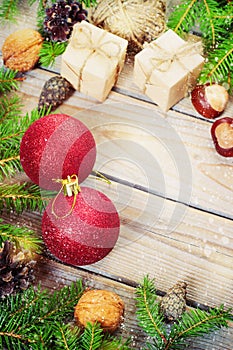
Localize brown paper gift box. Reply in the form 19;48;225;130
133;29;205;112
61;22;128;102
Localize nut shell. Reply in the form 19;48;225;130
191;83;229;119
211;117;233;157
2;28;43;72
74;289;124;332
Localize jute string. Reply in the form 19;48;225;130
70;25;122;91
141;40;203;94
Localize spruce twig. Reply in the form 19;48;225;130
0;281;84;349
0;94;23;124
167;0;233;91
0;0;20;22
39;41;68;68
0;68;21;94
165;305;233;349
0;105;48;181
135;276;233;350
0;282;132;350
0;182;51;214
0;219;42;253
135;276;167;348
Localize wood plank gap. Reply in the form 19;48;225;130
96;171;233;221
39;250;221;313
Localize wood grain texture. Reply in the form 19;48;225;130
0;1;233;348
13;68;233;220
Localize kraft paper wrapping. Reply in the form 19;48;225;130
61;22;128;102
133;29;205;112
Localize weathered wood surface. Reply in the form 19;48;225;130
0;2;233;349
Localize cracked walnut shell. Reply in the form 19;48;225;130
74;289;124;332
2;28;43;72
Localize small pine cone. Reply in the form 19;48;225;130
0;241;36;298
38;75;74;112
160;281;187;322
44;0;88;41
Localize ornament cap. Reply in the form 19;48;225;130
52;174;81;218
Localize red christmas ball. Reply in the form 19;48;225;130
42;186;120;266
20;114;96;190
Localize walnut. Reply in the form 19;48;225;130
2;28;43;72
74;289;124;332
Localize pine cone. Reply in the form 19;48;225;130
44;0;88;41
160;281;187;322
38;75;74;112
0;241;36;298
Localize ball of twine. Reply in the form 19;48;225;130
91;0;166;52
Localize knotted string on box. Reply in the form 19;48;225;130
141;40;203;95
70;25;122;91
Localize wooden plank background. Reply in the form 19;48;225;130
0;1;233;349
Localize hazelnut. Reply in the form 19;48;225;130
191;83;229;119
74;289;124;332
211;117;233;157
2;28;43;72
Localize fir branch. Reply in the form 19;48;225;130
0;182;50;214
80;322;104;350
100;336;131;349
135;276;167;348
39;40;68;68
0;152;21;180
0;94;23;124
82;0;97;6
0;106;49;180
167;0;199;36
0;281;84;349
135;276;233;350
165;305;233;349
0;0;20;22
53;322;82;350
0;220;42;253
198;33;233;91
0;67;22;94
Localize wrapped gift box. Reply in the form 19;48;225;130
134;29;204;111
61;22;128;102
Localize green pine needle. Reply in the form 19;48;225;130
167;0;233;92
0;182;50;214
0;105;49;181
0;67;21;93
166;305;233;349
0;281;84;349
198;33;233;92
0;0;20;22
0;94;23;124
39;40;68;68
135;276;167;348
100;336;131;349
135;276;233;350
80;322;104;350
0;219;42;253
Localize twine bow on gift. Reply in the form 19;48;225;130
141;40;203;97
148;40;203;72
70;25;122;91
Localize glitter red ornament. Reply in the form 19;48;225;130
20;113;96;190
42;184;120;266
